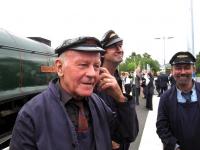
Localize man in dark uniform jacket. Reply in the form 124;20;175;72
156;51;200;150
146;71;154;110
10;36;136;150
95;30;139;150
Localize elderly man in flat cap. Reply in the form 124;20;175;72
156;51;200;150
95;30;138;150
10;36;136;150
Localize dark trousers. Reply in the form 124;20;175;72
146;93;153;110
143;86;148;98
135;87;140;105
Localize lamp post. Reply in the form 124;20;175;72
155;36;174;72
189;0;194;55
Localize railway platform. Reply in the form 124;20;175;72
138;96;162;150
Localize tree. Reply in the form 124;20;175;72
119;52;160;74
196;52;200;74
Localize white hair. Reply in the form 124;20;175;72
58;52;69;64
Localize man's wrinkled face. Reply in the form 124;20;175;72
55;50;101;98
172;63;195;86
104;41;124;64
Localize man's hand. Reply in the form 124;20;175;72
98;67;126;102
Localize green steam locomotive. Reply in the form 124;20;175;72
0;29;56;148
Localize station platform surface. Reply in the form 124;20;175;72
138;95;163;150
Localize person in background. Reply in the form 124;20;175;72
156;51;200;150
134;68;141;105
168;73;176;88
145;71;154;110
140;72;146;98
120;72;126;90
124;72;132;95
10;36;136;150
95;30;139;150
158;71;169;96
141;70;149;99
155;71;161;96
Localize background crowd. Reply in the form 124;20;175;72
120;68;178;111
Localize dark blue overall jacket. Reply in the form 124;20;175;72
156;81;200;150
10;78;135;150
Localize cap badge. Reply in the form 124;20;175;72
85;39;97;44
177;55;188;58
109;33;117;38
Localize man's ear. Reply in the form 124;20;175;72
55;58;64;77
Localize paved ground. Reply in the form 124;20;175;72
138;96;163;150
129;94;164;150
129;97;149;150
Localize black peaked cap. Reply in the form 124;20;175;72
101;30;123;49
169;51;196;65
55;36;105;56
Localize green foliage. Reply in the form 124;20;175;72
196;73;200;77
119;52;160;73
196;52;200;74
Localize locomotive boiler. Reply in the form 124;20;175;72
0;28;56;148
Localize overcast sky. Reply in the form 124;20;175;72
1;0;200;65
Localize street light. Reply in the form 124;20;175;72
189;0;194;55
154;36;174;72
